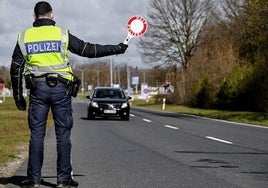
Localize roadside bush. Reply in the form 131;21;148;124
216;65;252;110
153;93;177;105
215;61;268;112
216;81;237;109
236;62;268;112
195;78;217;108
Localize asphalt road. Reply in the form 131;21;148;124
3;101;268;187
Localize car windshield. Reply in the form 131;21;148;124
93;89;125;99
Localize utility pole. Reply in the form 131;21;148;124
81;69;85;95
93;69;101;87
110;57;113;87
127;64;130;89
118;65;121;86
143;71;146;84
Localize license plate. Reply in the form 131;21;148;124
104;110;116;114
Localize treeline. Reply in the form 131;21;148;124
187;0;267;112
140;0;268;112
71;60;170;92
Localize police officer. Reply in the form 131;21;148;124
10;1;128;188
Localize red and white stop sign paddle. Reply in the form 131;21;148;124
123;15;147;44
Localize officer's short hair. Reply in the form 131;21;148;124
34;1;52;17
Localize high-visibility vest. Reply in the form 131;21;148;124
18;25;73;81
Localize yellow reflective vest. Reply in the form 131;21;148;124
18;25;73;81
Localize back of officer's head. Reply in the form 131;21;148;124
34;1;53;19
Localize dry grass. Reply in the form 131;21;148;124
0;98;29;165
0;97;53;176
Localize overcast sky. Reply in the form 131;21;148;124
0;0;150;68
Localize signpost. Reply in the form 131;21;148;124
141;83;149;101
132;76;139;94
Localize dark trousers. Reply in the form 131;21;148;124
27;82;73;182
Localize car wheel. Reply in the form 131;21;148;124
87;113;95;120
121;115;129;121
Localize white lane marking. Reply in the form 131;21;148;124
130;114;135;117
143;119;152;123
164;125;178;130
206;136;233;144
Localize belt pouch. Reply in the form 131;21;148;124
67;76;81;97
71;76;81;97
46;74;58;87
25;74;36;90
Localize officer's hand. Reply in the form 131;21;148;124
118;43;128;54
15;96;27;111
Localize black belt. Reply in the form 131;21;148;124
58;76;72;85
33;75;71;85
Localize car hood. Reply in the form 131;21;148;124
91;98;128;103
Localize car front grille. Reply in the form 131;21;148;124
99;103;121;109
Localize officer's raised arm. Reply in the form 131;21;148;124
68;32;128;58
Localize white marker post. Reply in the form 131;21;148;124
162;98;166;111
124;15;147;44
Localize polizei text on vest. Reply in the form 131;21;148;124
25;40;61;55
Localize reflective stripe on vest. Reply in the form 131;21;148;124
18;26;73;81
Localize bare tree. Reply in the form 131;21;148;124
139;0;212;69
218;0;246;21
139;0;212;102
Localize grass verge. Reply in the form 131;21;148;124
0;97;53;176
131;99;268;127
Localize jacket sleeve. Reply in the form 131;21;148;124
10;42;25;100
68;32;123;58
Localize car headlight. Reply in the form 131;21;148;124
121;102;128;108
91;102;99;108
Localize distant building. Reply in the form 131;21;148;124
0;83;4;95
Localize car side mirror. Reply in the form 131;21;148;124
127;96;132;100
86;95;92;100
